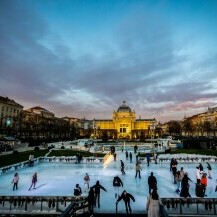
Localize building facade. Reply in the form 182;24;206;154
0;96;23;136
94;101;157;140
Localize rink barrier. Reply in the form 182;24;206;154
161;197;217;216
0;195;87;215
1;155;217;175
0;156;105;175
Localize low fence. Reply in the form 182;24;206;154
0;195;87;216
0;156;105;175
161;197;217;216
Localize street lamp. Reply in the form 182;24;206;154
150;124;156;154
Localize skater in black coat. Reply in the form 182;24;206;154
113;176;123;198
91;180;107;207
116;190;135;215
120;160;125;175
180;173;191;198
87;187;95;214
148;172;157;194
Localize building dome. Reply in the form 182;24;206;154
117;101;132;112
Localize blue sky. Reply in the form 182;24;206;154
1;0;217;122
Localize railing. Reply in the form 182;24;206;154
0;156;104;175
161;197;217;216
0;195;87;216
60;198;88;217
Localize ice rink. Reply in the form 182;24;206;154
0;150;217;214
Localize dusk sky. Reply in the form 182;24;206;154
1;0;217;122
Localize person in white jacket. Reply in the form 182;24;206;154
196;166;201;183
146;189;162;217
12;173;19;191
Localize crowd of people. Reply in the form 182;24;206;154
9;147;216;217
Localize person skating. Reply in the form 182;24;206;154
29;172;37;190
12;172;19;191
125;151;129;160
200;173;208;196
87;187;95;214
207;162;212;179
180;173;191;198
74;183;82;196
171;164;177;184
116;190;135;215
198;163;204;173
135;162;142;179
120;160;125;175
113;152;117;161
113;175;123;198
84;173;90;190
147;154;150;166
179;167;185;180
146;189;162;217
195;179;204;198
129;152;132;163
196;166;201;183
175;171;182;193
148;172;157;194
91;180;107;208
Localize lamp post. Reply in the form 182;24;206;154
150;124;156;154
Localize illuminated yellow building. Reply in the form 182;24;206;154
95;101;157;140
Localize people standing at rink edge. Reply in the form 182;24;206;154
146;189;162;217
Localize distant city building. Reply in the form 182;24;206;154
94;101;157;140
26;106;55;118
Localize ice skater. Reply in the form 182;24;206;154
74;183;82;196
84;173;90;190
91;180;107;208
198;163;204;173
135;162;142;179
12;172;19;191
180;173;192;198
146;154;150;166
206;162;212;179
148;172;157;194
113;175;123;198
196;166;201;183
29;172;37;190
200;173;207;196
116;190;135;215
120;160;125;175
87;187;95;214
175;171;182;193
129;152;132;163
